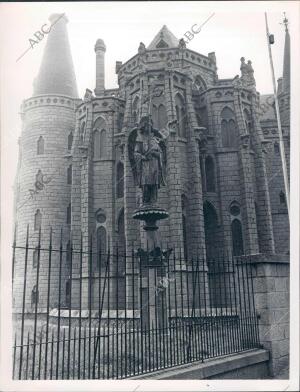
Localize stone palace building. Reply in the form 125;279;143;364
13;13;290;312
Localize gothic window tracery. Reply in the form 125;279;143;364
93;117;107;159
221;107;238;148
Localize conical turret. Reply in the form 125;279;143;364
33;13;78;97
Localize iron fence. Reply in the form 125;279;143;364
12;226;260;379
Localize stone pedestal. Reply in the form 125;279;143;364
242;254;289;378
133;205;169;329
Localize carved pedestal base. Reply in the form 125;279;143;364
133;204;170;329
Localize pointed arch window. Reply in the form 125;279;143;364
231;219;244;256
67;165;72;185
97;226;107;268
93;117;107;159
181;195;188;260
37;136;44;155
93;130;100;159
116;162;124;198
100;129;107;158
67;203;71;224
221;107;238;148
205;156;216;192
175;94;187;138
132;96;140;125
279;191;286;205
34;209;42;231
68;132;73;151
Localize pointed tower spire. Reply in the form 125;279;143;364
282;13;290;94
33;13;78;97
147;25;179;50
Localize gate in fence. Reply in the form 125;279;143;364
12;226;260;379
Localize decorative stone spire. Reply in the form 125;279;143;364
33;13;78;97
282;13;290;94
147;25;179;49
94;38;106;96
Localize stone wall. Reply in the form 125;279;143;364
247;254;289;377
131;349;270;379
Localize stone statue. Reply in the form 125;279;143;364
138;42;146;54
240;57;255;87
240;57;248;78
246;60;255;86
128;115;167;205
178;38;186;49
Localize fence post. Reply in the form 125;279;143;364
247;254;289;377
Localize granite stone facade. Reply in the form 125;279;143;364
13;16;290;316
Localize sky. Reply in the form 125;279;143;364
0;1;299;250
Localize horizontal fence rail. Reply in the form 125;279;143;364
12;226;260;379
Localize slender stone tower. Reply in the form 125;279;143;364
94;38;106;96
13;13;79;313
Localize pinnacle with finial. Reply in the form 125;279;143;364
281;12;289;33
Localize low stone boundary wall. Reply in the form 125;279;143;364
130;349;270;379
